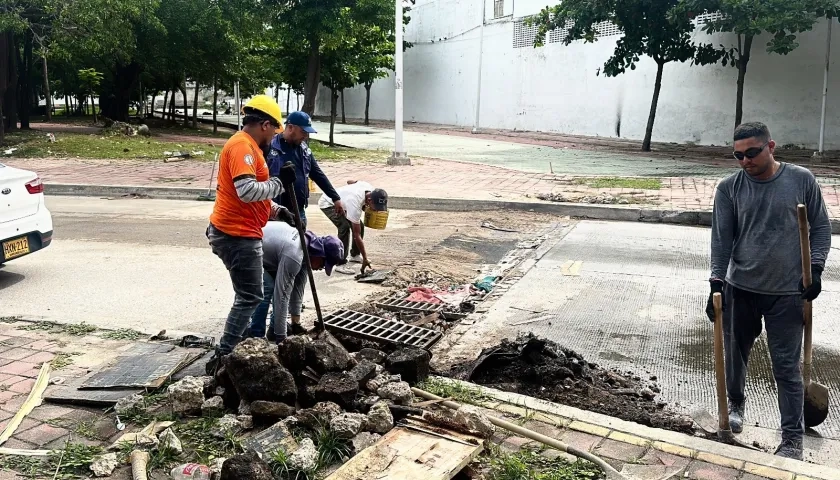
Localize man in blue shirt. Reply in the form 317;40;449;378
265;111;344;227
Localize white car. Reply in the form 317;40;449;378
0;163;53;265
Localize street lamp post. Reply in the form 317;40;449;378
389;0;410;165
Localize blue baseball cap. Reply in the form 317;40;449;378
305;231;344;275
286;111;317;134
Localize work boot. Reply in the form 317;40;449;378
774;438;804;460
289;323;308;336
205;350;226;376
728;400;745;433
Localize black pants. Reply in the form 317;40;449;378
322;206;362;260
724;284;804;442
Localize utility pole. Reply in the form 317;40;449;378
472;0;486;134
389;0;410;165
235;81;241;131
816;17;833;160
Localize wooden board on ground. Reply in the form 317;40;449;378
327;423;482;480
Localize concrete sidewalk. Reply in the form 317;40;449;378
5;156;840;223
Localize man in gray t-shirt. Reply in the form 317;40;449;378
709;122;831;460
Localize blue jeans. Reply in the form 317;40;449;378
249;271;276;338
207;225;263;355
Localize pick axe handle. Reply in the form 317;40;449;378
797;204;813;383
713;293;730;431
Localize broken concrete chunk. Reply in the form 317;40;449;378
115;394;145;415
158;428;183;453
304;338;352;374
365;401;394;434
224;338;298;405
202;396;225;417
330;413;367;439
296;401;342;429
212;414;242;438
168;376;205;415
211;457;227;478
640;388;656;401
239;400;252;416
310;372;359;409
351;432;381;453
366;373;401;392
349;360;378;387
277;335;308;373
250;400;296;421
289;438;318;472
237;415;254;430
386;348;431;385
453;405;495;438
357;348;387;364
89;452;119;477
242;420;298;458
376;381;413;405
220;453;273;480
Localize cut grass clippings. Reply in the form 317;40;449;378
101;328;143;341
417;377;490;405
573;177;661;190
3;129;221;160
18;321;98;336
486;447;603;480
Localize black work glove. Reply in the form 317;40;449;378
278;161;297;187
800;265;823;301
705;280;725;322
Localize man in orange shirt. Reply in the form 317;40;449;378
206;95;295;370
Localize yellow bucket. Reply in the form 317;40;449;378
364;209;389;230
309;178;318;193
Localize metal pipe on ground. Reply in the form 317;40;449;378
411;387;630;480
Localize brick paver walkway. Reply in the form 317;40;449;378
5;156;840;219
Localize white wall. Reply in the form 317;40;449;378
317;0;840;149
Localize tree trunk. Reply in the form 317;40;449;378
192;81;199;128
169;88;177;122
734;34;754;128
364;83;371;125
149;94;156;118
286;87;291;114
275;84;280;103
91;94;97;123
302;37;321;114
4;33;20;132
341;89;346;124
100;62;141;121
329;88;338;146
180;84;188;127
19;30;32;129
642;61;665;152
161;90;169;119
64;94;69;116
42;56;51;121
213;78;218;133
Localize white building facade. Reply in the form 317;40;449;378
316;0;840;149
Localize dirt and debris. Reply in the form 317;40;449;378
450;333;695;434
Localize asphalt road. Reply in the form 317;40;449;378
0;196;389;336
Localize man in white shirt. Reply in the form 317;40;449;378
319;180;388;275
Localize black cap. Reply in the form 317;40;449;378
370;188;388;211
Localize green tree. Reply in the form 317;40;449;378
530;0;722;151
321;10;362;145
356;25;394;125
78;67;102;122
675;0;837;127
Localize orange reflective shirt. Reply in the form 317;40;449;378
210;131;271;239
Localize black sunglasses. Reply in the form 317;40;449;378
733;142;768;161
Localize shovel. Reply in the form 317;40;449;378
797;204;830;427
690;293;758;450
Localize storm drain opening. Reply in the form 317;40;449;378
375;293;443;315
323;309;442;350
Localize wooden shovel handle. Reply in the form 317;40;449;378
713;293;730;431
797;204;814;379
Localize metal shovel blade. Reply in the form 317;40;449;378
689;405;719;435
717;428;760;451
805;381;830;428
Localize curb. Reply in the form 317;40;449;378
43;183;840;234
439;378;840;480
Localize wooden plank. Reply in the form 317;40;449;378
327;426;482;480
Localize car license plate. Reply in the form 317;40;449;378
2;237;30;260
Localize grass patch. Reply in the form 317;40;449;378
417;377;489;405
175;417;243;465
573;177;661;190
270;447;319;480
50;352;80;369
4;130;221;161
314;425;351;468
486;448;603;480
0;441;106;479
308;139;385;163
101;328;143;341
17;321;98;336
0;315;21;323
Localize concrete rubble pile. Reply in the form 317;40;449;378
164;334;434;477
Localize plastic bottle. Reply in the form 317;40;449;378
170;463;211;479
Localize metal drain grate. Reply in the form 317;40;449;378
323;309;442;350
375;293;442;315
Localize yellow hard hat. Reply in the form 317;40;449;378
242;95;283;127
